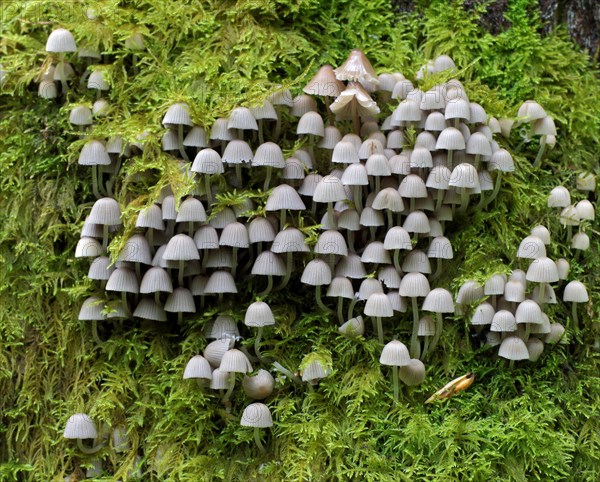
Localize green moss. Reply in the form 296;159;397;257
1;0;599;480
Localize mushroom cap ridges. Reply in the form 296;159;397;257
240;403;273;428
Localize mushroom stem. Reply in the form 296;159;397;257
353;185;363;214
232;247;238;277
276;251;293;291
428;312;443;356
257;275;273;298
315;285;332;313
458;187;469;213
393;250;402;273
386;210;394;231
254;326;265;363
178;259;185;287
351;101;360;136
91;319;103;345
421;336;430;360
532;135;547;168
263;166;272;192
337;298;345;325
567;225;573;243
177;124;189;162
392;365;399;402
91;165;101;199
205;175;213;206
222;372;236;404
76;438;104;455
272;361;302;384
410;297;421;359
447;150;454;170
235;164;243;188
538;283;545;307
258;119;265;144
280;209;286;231
347;298;357;321
485;172;504;207
327;202;335;228
435;189;443;210
324;96;334;125
431;258;443;280
572;303;579;331
253;426;266;454
376;316;384;344
102;224;109;251
348;231;355;252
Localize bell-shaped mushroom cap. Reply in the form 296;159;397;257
531;226;552;245
210;368;230;389
379;340;411;366
471;302;495;326
378;266;401;289
357;279;383;301
290;94;318;117
420;85;446;110
315;230;348;256
304;64;344;97
554;259;569;281
192;148;223;174
409;148;433;169
89;197;121;226
165;287;195;313
547;186;571;208
517;236;546;259
205;270;237;294
268;87;294;107
387;129;405;150
330;82;380;119
222;140;254;165
184;126;209;148
282;157;306;180
117;235;152;265
298;173;323;197
228;107;258;131
545;323;566;344
332;141;360;165
517;100;547;122
449;163;479;189
456;280;484;304
436;127;466;151
391;100;421;125
205;315;239;340
334;49;379;88
402;250;431;274
164;234;199;261
38;80;58;99
391;79;414;100
219;222;249;248
133;298;167;321
365;154;391;177
364;293;393;317
88;256;114;281
163;102;192;127
576;172;596;191
297;111;325;137
204;338;235;367
491;310;517;332
313;175;346;203
251;251;285;276
469;103;488;124
136;204;164;230
327;277;355;299
398;174;428;199
194;225;219;251
484;274;506;295
78;140;111;166
46;28;77;52
266;185;306;211
301;359;332;383
428;219;444;237
69;105;93;126
559;205;580;227
241;403;273;428
338;209;360;231
423;288;455;313
75;237;102;258
418;316;435;336
563;281;589;303
571;232;590;251
488;149;515;172
210;118;235;141
503;280;526;303
341;163;369;186
183;355;212;380
243;369;275;400
515;300;543;325
526;257;559;283
427;236;453;259
64;413;97;439
87;70;109;91
339;316;365;336
252;142;285;168
79;296;106;321
106;268;139;294
318;126;342;149
403;211;430;234
386;291;407;313
399;359;426;386
360;241;390;264
372;188;404;212
301;259;332;286
335;253;366;279
399;272;430;298
221;348;253;373
575;200;595;220
384;227;412;251
532;283;557;305
247;217;276;244
498;336;529;361
433;54;456;72
465;132;492;156
245;301;275;327
526;338;545;362
272;227;309;253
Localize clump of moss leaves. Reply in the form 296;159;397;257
0;0;599;480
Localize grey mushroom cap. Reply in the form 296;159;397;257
228;107;258;131
517;236;546;259
176;198;207;224
498;336;529;361
106;268;139;294
252;142;285;168
399;272;430;298
163;234;199;261
194;225;219;250
526;338;545;362
245;301;275;327
402;250;431;274
313;175;347;203
140;267;173;294
384;227;412;251
364;293;394;317
136;204;165;230
64;413;97;439
184;126;209;148
515;300;544;325
398;174;428;199
251;251;286;276
491;310;517;332
183;355;212;380
297;111;325;136
163;102;193;127
418;316;436;336
205;248;234;269
248;217;276;243
471;302;495;325
164;287;196;313
563;281;589;303
222;140;254;165
242;370;275;400
117;235;152;265
205;271;238;294
205;315;239;340
272;227;309;253
358;278;384;301
250;100;278;120
456;281;484;304
210;118;235;141
266;185;306;211
88;70;109;91
301;360;332;382
379;340;411;366
339;316;365;336
361;241;390;264
133;298;167;321
204;338;235;367
427;236;453;259
220;222;249;248
335;253;367;279
526;257;559;283
484;274;506;295
504;280;526;303
220;349;253;373
315;230;348;256
78;296;106;321
327;277;355;299
192;148;223;174
88;256;114;281
79;140;111;166
69;105;93;126
301;259;332;286
399;359;426;386
240;403;273;428
423;288;455;313
210;368;230;389
190;275;209;296
378;266;402;289
89;197;122;226
75;237;102;258
46;28;77;53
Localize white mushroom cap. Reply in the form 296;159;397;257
205;270;237;294
484;274;506;296
559;205;580;226
89;197;121;226
526;338;545;362
571;232;590;251
272;227;309;253
364;293;393;317
220;349;252;373
204;338;234;367
241;403;273;428
163;102;192;127
427;236;453;259
515;300;543;325
361;241;391;264
228;107;258;131
563;281;589;303
526;257;559;283
517;236;546;259
88;256;114;281
220;222;249;248
192;148;223;174
64;413;97;439
517;100;546;122
242;370;275;400
106;268;139;294
491;310;517;332
164;234;199;261
118;235;152;265
547;186;571;208
399;358;426;386
575;200;595;220
210;368;230;389
137;204;165;230
423;288;455;313
399;272;430;298
266;185;306;211
456;280;484;304
165;288;195;313
530;225;551;245
183;355;212;380
471;302;495;326
498;336;529;361
313;175;346;203
339;316;365;336
245;301;275;327
253;142;285;168
75;237;102;258
46;28;77;53
402;250;431;274
133;298;167;321
301;360;332;382
379;340;411;366
251;251;286;276
301;259;332;286
78;297;106;321
335;253;366;279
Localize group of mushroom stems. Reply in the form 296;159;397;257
42;28;593;459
